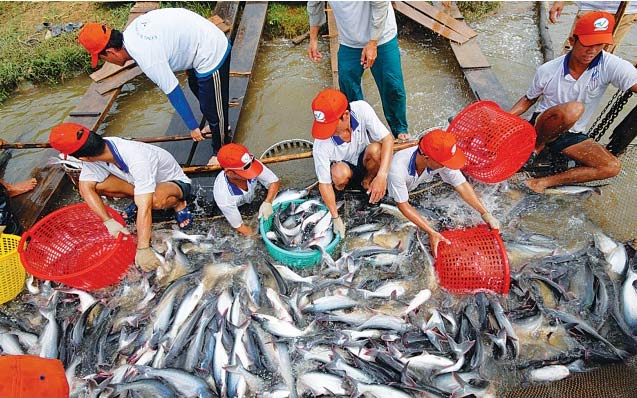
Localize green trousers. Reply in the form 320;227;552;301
338;35;408;136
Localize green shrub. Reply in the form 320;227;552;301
457;1;501;21
266;3;308;39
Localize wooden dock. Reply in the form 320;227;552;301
13;2;160;230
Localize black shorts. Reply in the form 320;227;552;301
171;180;192;201
529;112;590;154
343;150;367;190
0;185;22;235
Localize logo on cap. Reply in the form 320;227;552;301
314;110;326;123
240;153;251;164
593;18;609;31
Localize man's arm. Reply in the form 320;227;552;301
454;182;487;215
79;181;112;222
319;182;339;218
134;192;154;249
509;95;539;116
396;201;449;256
264;181;280;204
548;2;564;24
307;1;326;62
368;133;394;203
361;1;389;69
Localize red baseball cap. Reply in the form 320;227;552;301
49;122;91;155
573;11;615;46
311;88;348;139
0;355;69;398
218;143;264;179
419;129;466;170
78;22;112;68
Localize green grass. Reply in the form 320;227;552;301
265;2;309;40
457;1;501;21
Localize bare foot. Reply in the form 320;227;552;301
7;178;37;197
207;156;220;166
397;133;411;141
525;178;547;194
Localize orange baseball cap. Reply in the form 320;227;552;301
218;143;264;179
0;355;69;398
573;11;615;46
419;129;466;170
78;22;112;68
49;122;91;155
311;88;348;139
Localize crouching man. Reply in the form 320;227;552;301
387;129;500;256
49;123;192;272
213;143;280;236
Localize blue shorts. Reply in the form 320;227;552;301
529;112;590;154
171;180;192;201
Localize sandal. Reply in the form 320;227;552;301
174;204;193;230
121;202;137;224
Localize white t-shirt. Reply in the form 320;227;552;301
387;147;466;203
308;1;397;48
212;165;279;229
313;100;391;184
578;1;637;14
79;137;191;196
123;8;230;94
526;51;637;133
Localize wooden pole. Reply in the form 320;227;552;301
181;140;419;174
613;2;628;37
0;133;212;150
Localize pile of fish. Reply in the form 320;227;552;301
1;187;636;398
265;198;335;251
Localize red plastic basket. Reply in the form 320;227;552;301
448;101;536;183
434;225;510;294
18;203;135;290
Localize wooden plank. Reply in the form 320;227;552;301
403;1;476;39
89;60;136;83
326;5;340;88
191;1;268;165
158;1;241;170
95;66;143;94
459;68;510;109
446;2;464;20
13;2;160;230
449;39;491;69
393;2;470;44
209;15;231;33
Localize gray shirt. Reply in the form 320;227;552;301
307;1;397;48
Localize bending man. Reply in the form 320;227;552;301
79;8;231;166
387;129;500;255
49;123;192;272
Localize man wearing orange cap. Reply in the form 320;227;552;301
0;355;69;398
311;88;394;238
213;143;280;236
387;130;500;255
78;8;231;166
48;123;192;272
510;11;637;194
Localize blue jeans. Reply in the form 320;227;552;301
338;35;408;136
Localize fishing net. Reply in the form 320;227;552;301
504;356;637;398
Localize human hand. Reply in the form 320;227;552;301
136;247;161;272
308;38;322;62
360;40;378;69
236;223;255;237
367;174;387;204
481;212;501;230
428;230;451;257
549;2;564;24
191;127;204;142
0;225;5;235
258;201;273;220
332;216;345;237
104;218;130;238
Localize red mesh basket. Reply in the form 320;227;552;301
448;101;536;183
18;203;135;291
434;224;510;294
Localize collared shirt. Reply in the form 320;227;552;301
312;100;391;184
79;137;190;196
123;8;231;94
578;1;637;14
387;147;466;203
526;51;637;133
212;165;279;228
307;1;397;48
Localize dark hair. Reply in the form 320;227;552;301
103;29;124;52
71;132;106;158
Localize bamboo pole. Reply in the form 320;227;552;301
613;2;628;38
181;140;419;174
0;133;213;150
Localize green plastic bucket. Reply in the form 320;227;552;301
259;199;341;268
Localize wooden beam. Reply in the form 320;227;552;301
449;39;490;69
326;5;340;88
94;66;144;95
403;1;477;39
89;60;136;83
393;1;470;44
